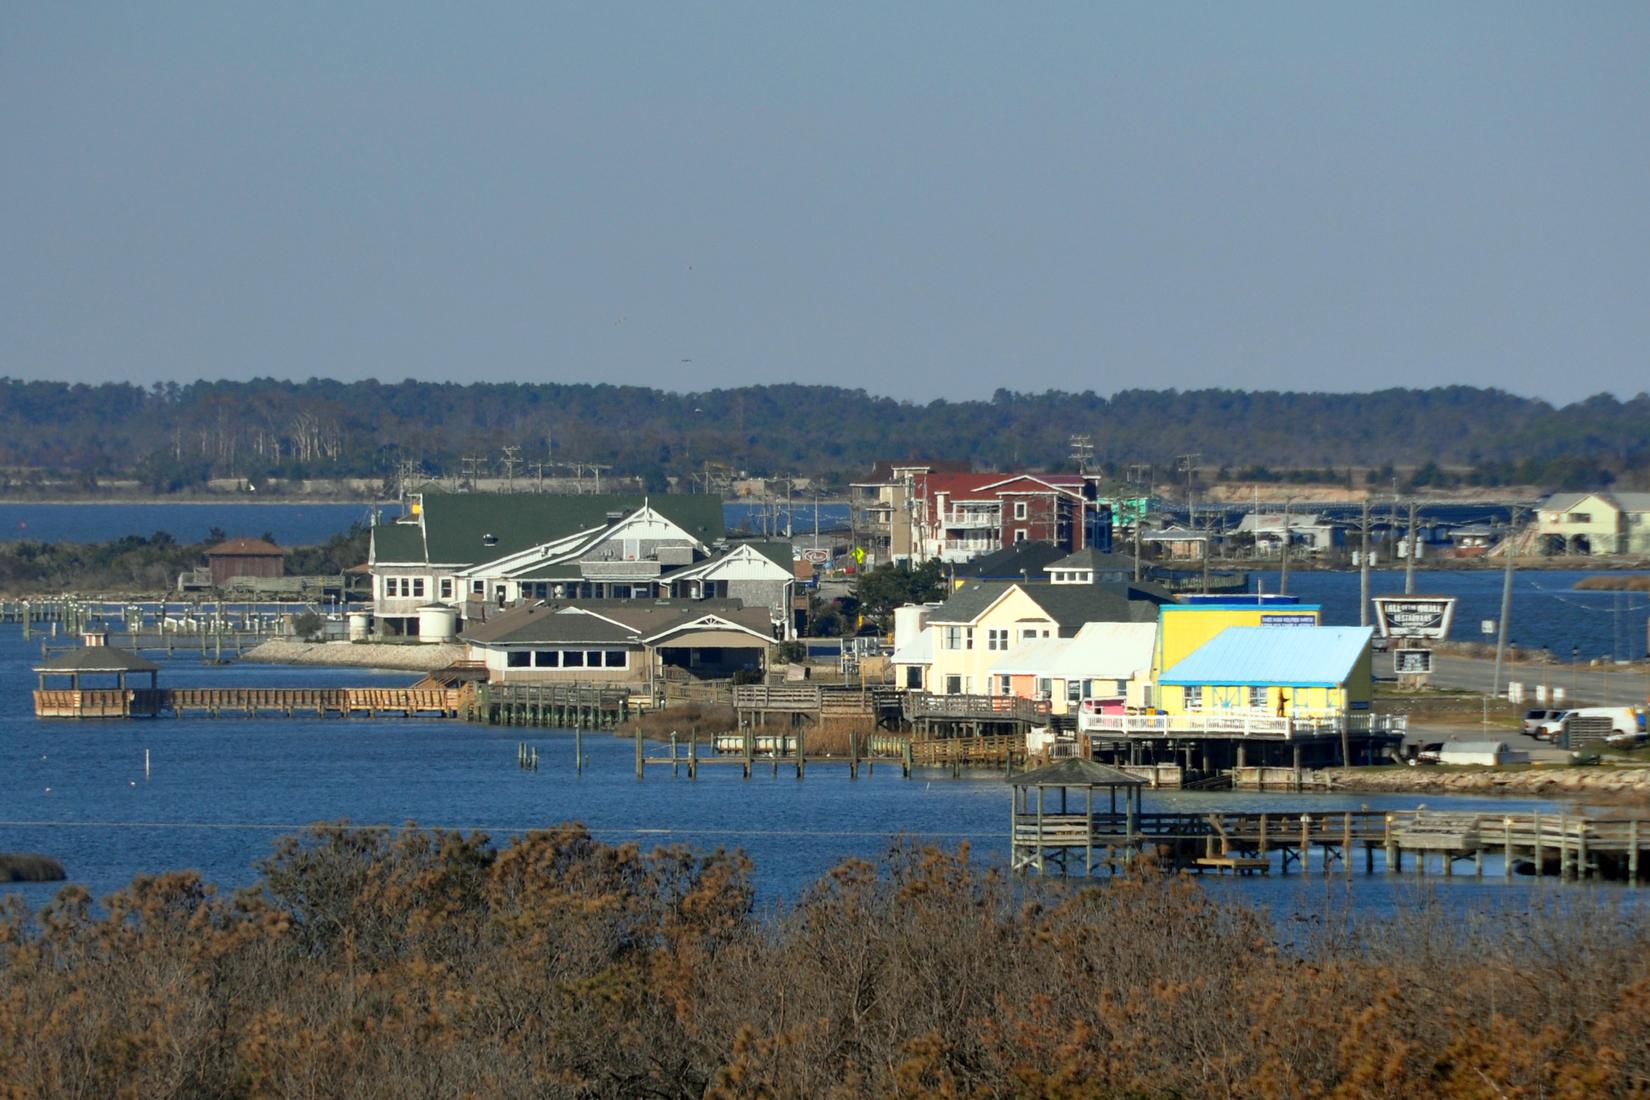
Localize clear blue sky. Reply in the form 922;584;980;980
3;3;1646;403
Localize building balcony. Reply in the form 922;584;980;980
942;510;1001;529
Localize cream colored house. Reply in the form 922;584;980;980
985;621;1158;715
907;581;1171;696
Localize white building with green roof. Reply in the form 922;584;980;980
369;492;796;640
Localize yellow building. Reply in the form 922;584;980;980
1155;599;1320;675
918;581;1170;696
1156;625;1374;719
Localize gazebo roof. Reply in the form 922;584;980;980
33;647;159;674
1009;758;1144;788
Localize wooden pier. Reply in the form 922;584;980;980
474;683;632;728
635;729;913;779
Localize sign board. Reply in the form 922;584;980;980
1481;618;1496;636
1393;648;1434;674
1260;613;1317;626
800;548;830;565
1372;596;1457;639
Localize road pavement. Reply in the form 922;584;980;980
1419;654;1650;709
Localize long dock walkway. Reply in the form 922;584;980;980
33;686;469;719
1014;808;1650;883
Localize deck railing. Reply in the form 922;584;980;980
1080;710;1406;740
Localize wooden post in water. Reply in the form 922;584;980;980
575;725;583;774
1342;813;1353;878
1384;814;1398;873
1504;817;1514;880
796;724;806;779
634;728;644;779
1630;820;1640;884
849;730;859;780
688;734;698;780
1533;812;1544;876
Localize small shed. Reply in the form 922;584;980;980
204;537;285;587
1437;740;1527;766
33;647;161;718
1009;757;1145;876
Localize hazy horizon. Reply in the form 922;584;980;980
4;4;1647;403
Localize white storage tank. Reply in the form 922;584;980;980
347;611;372;642
893;602;937;646
416;605;459;642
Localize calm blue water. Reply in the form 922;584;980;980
0;627;1621;918
1257;569;1650;663
0;502;381;546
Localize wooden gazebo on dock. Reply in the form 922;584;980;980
33;647;161;718
1010;758;1144;876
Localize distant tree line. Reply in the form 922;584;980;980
2;377;1647;491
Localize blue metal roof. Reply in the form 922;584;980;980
1160;625;1374;688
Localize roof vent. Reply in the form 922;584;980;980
482;533;499;547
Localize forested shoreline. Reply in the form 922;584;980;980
2;378;1646;493
2;823;1647;1098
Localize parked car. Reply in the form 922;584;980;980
1522;708;1565;736
1533;712;1572;741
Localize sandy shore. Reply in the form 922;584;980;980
1317;765;1650;798
243;639;465;672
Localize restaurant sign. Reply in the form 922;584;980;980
1372;596;1456;640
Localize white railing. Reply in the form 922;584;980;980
1080;709;1405;740
942;510;1000;529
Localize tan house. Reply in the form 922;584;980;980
1536;492;1650;556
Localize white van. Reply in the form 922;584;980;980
1561;706;1644;743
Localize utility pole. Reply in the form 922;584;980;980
500;445;521;490
1069;434;1094;474
1278;499;1291;595
1492;506;1523;699
1358;497;1371;627
1404;501;1418;595
1133;515;1143;582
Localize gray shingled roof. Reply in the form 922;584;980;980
953;542;1066;580
1010;758;1144;787
462;600;773;647
930;581;1173;635
34;647;159;674
1044;548;1141;574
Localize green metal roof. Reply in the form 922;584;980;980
370;521;426;564
413;492;724;566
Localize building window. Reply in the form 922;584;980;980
1014;529;1028;543
1249;685;1268;709
987;628;1009;651
1014;501;1028;521
412;578;425;598
1066;680;1082;705
472;580;485;595
944;626;963;650
1571;513;1591;523
603;650;627;668
1020;627;1039;641
1036;678;1053;698
944;675;962;695
563;650;585;667
1185;685;1203;709
506;651;530;668
439;578;453;600
533;651;559;667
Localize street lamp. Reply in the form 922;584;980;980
1571;645;1580;705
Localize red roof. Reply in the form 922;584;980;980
206;537;283;556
